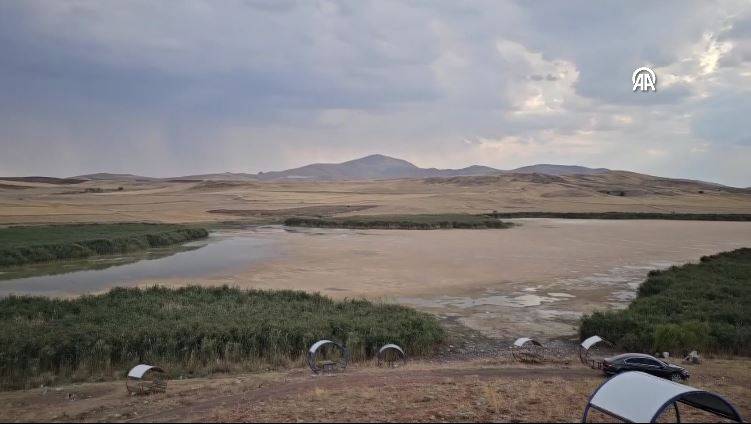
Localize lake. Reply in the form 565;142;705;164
1;219;750;339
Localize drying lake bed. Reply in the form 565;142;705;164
1;218;750;340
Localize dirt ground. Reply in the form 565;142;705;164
2;173;751;225
0;358;748;423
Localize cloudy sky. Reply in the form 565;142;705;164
1;0;750;186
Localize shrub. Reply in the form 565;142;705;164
580;248;751;355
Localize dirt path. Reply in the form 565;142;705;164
132;366;594;422
2;359;748;422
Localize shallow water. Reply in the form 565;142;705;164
0;228;284;297
1;219;749;340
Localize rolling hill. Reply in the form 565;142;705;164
508;164;609;176
55;155;616;182
74;173;158;182
1;155;738;190
254;155;614;181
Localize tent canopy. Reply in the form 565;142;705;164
127;364;164;379
308;339;336;354
584;371;742;423
580;335;604;350
378;344;405;356
513;337;542;348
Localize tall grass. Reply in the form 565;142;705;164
580;248;751;355
285;214;513;230
0;286;445;389
0;223;208;266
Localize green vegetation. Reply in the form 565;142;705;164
0;223;209;267
285;214;513;229
486;211;751;221
0;286;445;389
580;248;751;355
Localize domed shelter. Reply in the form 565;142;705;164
511;337;545;363
377;344;406;367
307;340;349;374
582;371;743;423
579;335;613;369
126;364;167;395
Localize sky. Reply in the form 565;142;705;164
1;1;750;186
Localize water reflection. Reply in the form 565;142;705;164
0;229;283;297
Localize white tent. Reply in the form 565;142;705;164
579;335;613;367
126;364;167;394
511;337;545;362
127;364;162;379
513;337;542;348
580;335;604;351
583;371;743;423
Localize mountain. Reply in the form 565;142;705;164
256;154;427;180
507;164;610;176
255;154;503;180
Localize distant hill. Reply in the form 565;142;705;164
65;156;445;182
252;154;499;180
74;173;158;182
254;155;613;181
507;164;609;176
422;164;502;178
425;170;751;196
54;155;729;187
256;155;426;180
0;176;86;185
166;172;258;182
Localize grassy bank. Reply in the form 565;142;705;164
486;211;751;221
0;286;445;390
580;248;751;355
284;214;513;230
0;223;209;267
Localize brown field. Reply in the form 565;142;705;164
1;172;751;225
0;358;748;423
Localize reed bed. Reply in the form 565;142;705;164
486;211;751;221
0;286;445;389
0;223;208;266
580;248;751;355
285;214;513;230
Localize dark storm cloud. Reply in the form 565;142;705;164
692;91;751;146
0;0;749;185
